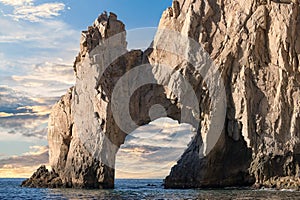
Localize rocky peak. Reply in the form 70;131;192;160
73;12;126;73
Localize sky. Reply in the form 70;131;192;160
0;0;196;179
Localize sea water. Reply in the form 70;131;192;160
1;178;300;199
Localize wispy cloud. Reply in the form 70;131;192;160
23;145;48;156
0;0;65;22
0;85;55;113
0;112;14;117
0;85;39;111
0;0;33;6
0;16;79;51
11;62;75;97
0;153;6;158
11;3;65;22
116;118;195;178
0;85;55;139
0;115;49;139
0;2;77;141
0;145;48;178
0;145;48;168
0;0;77;178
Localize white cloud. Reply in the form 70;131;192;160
0;17;77;138
11;62;75;97
0;0;77;178
12;3;65;22
24;145;48;156
0;0;65;22
0;16;78;97
0;15;78;48
0;0;33;6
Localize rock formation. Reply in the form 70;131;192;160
21;166;62;188
22;0;300;190
162;0;300;190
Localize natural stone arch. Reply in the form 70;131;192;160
23;0;300;190
42;11;228;189
48;47;199;188
45;9;209;188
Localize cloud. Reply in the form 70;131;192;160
0;145;49;178
0;166;45;178
0;2;78;73
12;3;65;22
0;1;77;140
0;20;76;137
116;118;195;178
0;85;39;112
11;62;75;98
0;112;14;117
0;153;6;158
0;146;49;169
0;0;33;6
126;118;194;149
0;85;54;113
0;2;77;140
0;0;65;22
0;85;55;139
0;64;74;140
0;115;49;139
0;0;77;178
0;16;79;51
0;145;48;168
0;15;77;96
24;145;48;155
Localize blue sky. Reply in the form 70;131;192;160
62;0;172;29
0;0;196;178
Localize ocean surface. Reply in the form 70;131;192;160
1;178;300;200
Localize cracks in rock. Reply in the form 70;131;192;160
288;2;299;72
219;0;227;30
180;0;187;11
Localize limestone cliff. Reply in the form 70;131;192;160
161;0;300;189
22;0;300;190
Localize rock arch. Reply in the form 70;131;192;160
45;11;227;188
23;0;300;190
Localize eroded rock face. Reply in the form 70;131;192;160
162;0;300;189
23;0;300;190
21;166;62;188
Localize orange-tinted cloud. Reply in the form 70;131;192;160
115;118;194;179
0;145;49;178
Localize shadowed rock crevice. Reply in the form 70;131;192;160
165;129;254;188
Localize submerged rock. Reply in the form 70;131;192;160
23;0;300;190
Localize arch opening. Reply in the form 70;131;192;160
115;117;195;179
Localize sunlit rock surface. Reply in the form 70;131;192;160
162;0;300;189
